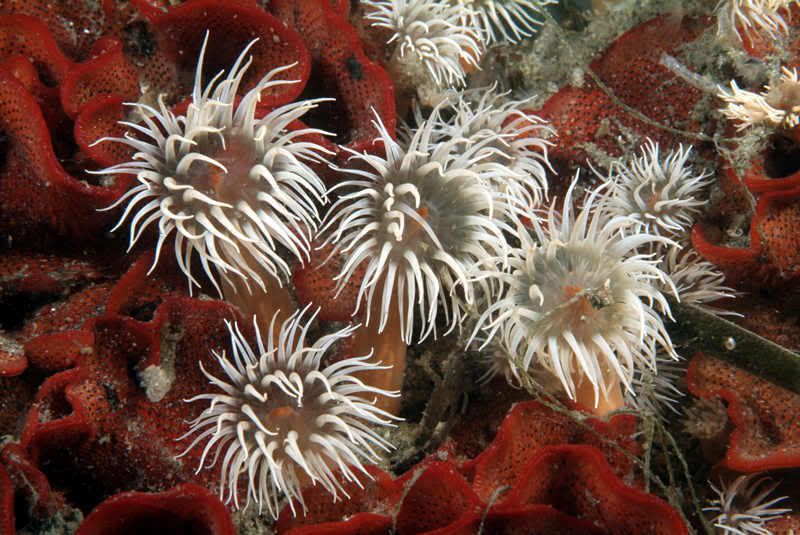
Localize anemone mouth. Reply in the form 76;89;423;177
515;240;630;341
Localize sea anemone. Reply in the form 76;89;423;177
438;85;554;214
705;474;791;534
471;178;677;410
96;34;330;296
718;66;800;131
716;0;798;41
661;246;738;315
683;397;729;441
452;0;555;44
322;109;508;343
177;306;399;518
363;0;484;87
627;353;685;417
603;140;712;240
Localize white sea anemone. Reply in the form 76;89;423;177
603;140;713;240
477;335;523;385
705;474;791;534
716;0;799;41
177;306;399;518
627;353;685;417
363;0;484;87
96;34;330;296
452;0;555;44
718;66;800;131
471;178;677;406
322;109;508;343
439;86;554;214
661;246;739;315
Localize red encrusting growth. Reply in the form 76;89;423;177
464;400;640;504
292;243;367;322
0;443;75;535
537;15;711;174
755;187;800;279
269;0;396;153
687;352;800;472
77;483;235;535
60;38;140;118
277;400;686;534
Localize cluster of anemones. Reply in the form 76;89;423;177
97;27;736;521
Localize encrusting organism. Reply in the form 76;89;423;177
704;474;792;534
603;139;713;240
716;0;800;41
717;66;800;131
471;177;677;414
322;109;508;344
363;0;484;88
95;34;331;296
451;0;556;44
178;306;399;519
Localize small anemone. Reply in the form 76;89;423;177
603;139;712;240
704;474;791;534
452;0;556;44
177;306;399;519
96;33;331;295
718;66;800;131
363;0;484;87
626;353;685;418
661;245;739;316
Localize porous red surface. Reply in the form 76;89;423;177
496;445;687;535
292;242;366;322
0;443;75;535
687;352;800;472
269;0;396;153
756;187;800;279
77;483;235;535
537;15;712;172
464;401;639;504
277;401;686;534
20;296;238;509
